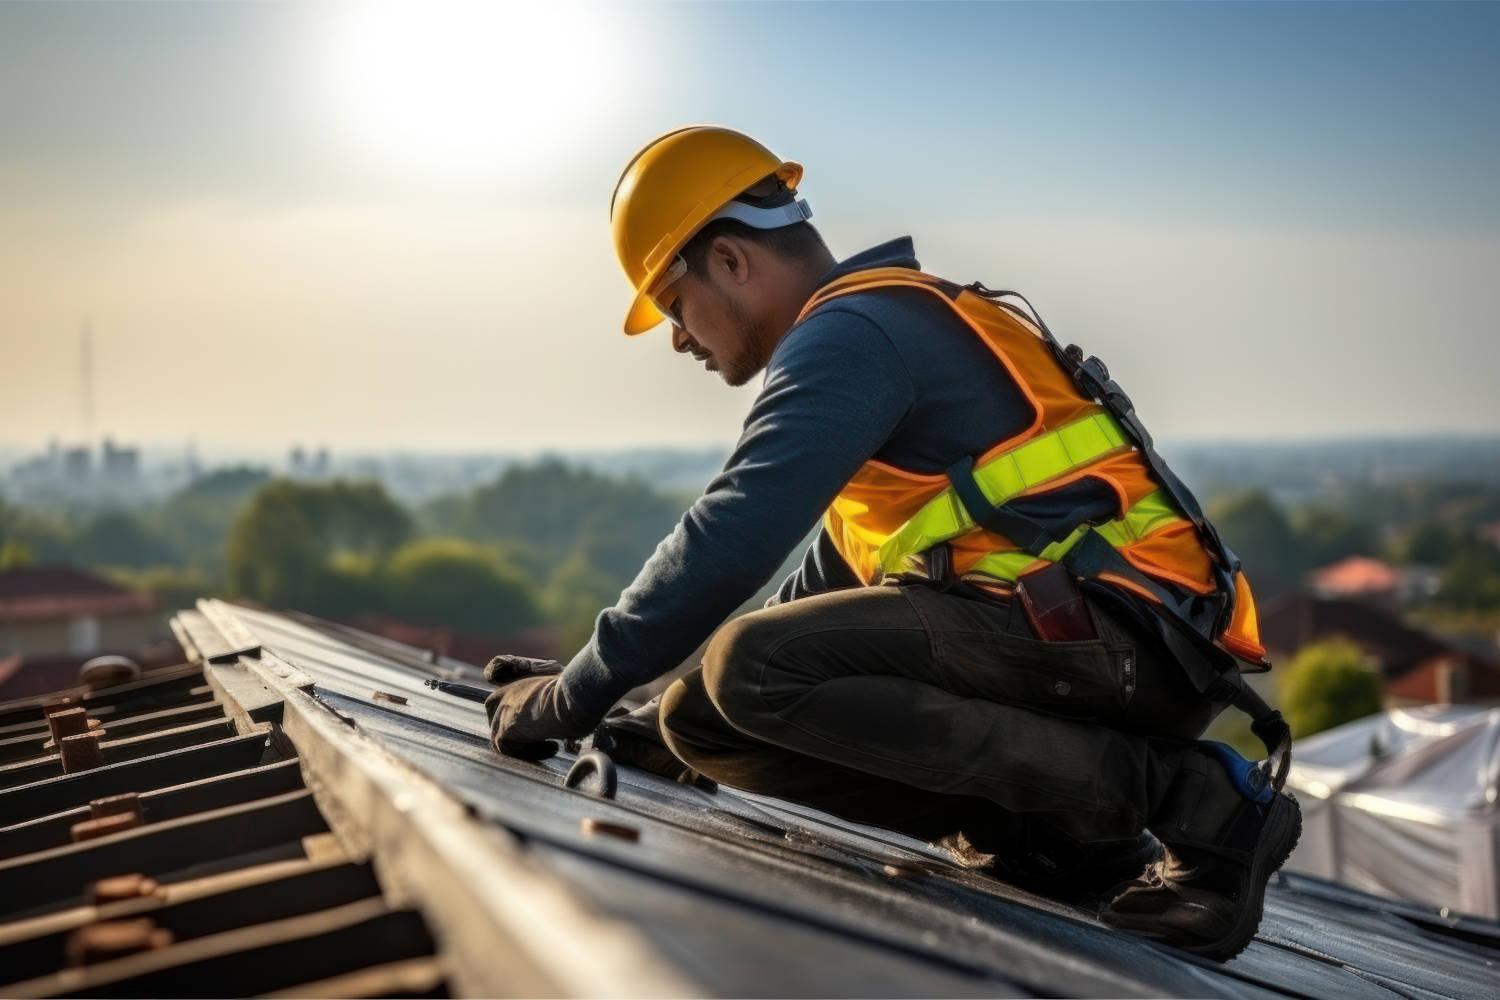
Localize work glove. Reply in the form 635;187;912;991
483;655;598;761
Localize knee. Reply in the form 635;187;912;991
657;676;705;764
702;612;787;735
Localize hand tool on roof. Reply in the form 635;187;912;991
423;679;490;702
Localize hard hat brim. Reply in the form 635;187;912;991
623;290;666;336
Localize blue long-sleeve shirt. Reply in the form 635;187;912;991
559;237;1100;717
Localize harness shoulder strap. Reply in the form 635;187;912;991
965;282;1242;636
796;269;962;324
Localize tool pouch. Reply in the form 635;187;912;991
1016;563;1098;642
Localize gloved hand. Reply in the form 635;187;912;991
483;655;598;761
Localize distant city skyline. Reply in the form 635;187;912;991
3;1;1497;450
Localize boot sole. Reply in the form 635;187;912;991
1101;792;1303;961
1180;791;1303;961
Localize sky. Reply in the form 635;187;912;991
2;0;1497;454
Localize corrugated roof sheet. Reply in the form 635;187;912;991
7;597;1496;997
193;600;1500;997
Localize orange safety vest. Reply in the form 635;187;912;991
796;268;1267;668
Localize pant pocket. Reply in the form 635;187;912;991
899;581;1136;718
945;636;1134;724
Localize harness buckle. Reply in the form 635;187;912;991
923;543;955;587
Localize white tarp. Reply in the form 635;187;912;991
1284;704;1500;918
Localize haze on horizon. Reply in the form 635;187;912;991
3;1;1497;453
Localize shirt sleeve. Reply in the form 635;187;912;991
557;308;915;719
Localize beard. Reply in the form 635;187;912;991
717;288;775;387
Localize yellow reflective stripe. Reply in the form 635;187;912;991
970;550;1038;581
1093;490;1180;547
876;412;1128;575
962;491;1186;584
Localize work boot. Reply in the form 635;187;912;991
1102;742;1302;961
940;814;1163;904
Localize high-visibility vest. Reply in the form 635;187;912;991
797;267;1267;668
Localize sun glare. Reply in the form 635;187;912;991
329;1;616;173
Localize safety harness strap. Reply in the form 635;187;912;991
964;282;1242;637
957;491;1185;584
1064;531;1292;790
946;455;1069;553
874;412;1129;576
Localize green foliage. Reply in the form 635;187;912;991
1291;507;1377;570
1435;543;1500;612
0;539;32;570
153;467;271;571
73;511;178;569
1395;520;1459;565
1279;639;1384;739
0;503;76;564
382;538;541;635
421;459;684;644
426;458;681;581
541;551;623;651
1210;491;1305;579
107;566;222;614
227;479;413;615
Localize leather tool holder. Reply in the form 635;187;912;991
1016;563;1098;642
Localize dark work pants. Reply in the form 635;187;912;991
658;581;1220;845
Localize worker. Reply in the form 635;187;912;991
485;126;1301;961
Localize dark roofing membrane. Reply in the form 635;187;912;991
212;602;1500;999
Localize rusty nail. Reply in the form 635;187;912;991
89;792;142;821
46;706;90;744
65;919;173;966
60;732;105;773
89;874;161;905
580;817;639;843
72;812;141;842
372;690;408;706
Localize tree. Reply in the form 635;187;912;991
430;459;682;577
541;550;623;651
0;502;76;564
1292;507;1377;570
1435;543;1500;612
1210;491;1303;579
382;538;541;635
73;511;178;569
1278;639;1384;739
1397;520;1459;566
154;467;271;571
109;566;220;614
227;479;413;615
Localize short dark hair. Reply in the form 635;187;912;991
680;175;827;279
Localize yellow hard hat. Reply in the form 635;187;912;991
611;126;805;335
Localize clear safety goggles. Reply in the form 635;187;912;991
648;196;813;324
649;255;689;322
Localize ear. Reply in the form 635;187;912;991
708;235;753;287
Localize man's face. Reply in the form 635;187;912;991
660;244;775;387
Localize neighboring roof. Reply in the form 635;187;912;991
0;566;154;623
1258;591;1490;681
150;600;1500;997
0;641;183;703
1308;556;1401;595
1286;705;1500;919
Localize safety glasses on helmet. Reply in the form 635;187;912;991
649;256;688;324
